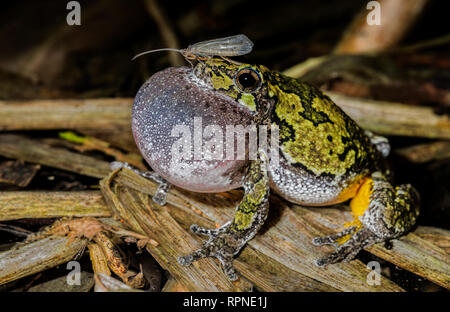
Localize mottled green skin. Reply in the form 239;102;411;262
265;70;379;177
195;58;381;180
170;57;420;278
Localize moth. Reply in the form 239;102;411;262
132;34;254;61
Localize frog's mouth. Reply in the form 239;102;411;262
132;66;255;193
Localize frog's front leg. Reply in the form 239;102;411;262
110;161;171;205
178;151;270;281
364;130;390;157
313;171;420;266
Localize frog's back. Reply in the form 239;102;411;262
264;71;378;205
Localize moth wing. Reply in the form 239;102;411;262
188;34;254;57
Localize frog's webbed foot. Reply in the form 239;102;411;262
313;227;383;266
313;171;420;267
178;222;242;281
110;161;170;205
178;150;270;281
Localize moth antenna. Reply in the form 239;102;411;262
131;48;184;60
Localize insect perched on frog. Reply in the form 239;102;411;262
123;34;420;281
132;34;253;62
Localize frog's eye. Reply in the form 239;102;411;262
234;67;261;93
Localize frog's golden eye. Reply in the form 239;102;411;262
234;67;261;93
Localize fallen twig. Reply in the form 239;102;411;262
0;160;40;187
161;276;189;292
0;98;135;152
2;97;448;142
58;131;146;170
328;92;450;139
0;134;111;178
0;236;87;285
88;243;111;277
0;191;111;221
94;273;142;292
395;141;450;163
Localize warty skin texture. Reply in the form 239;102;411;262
132;57;420;280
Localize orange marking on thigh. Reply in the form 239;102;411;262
336;177;374;245
349;177;374;218
336;175;368;203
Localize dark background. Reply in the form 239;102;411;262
0;0;448;97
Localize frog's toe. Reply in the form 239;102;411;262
218;255;238;281
315;245;360;267
190;224;212;236
151;180;170;206
177;254;193;266
190;222;231;237
152;189;167;206
179;249;238;281
178;225;220;264
109;161;171;206
177;237;240;281
110;161;127;170
315;227;383;267
178;248;208;266
189;224;218;237
312;226;358;246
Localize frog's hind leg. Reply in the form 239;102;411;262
313;172;420;266
178;150;270;281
